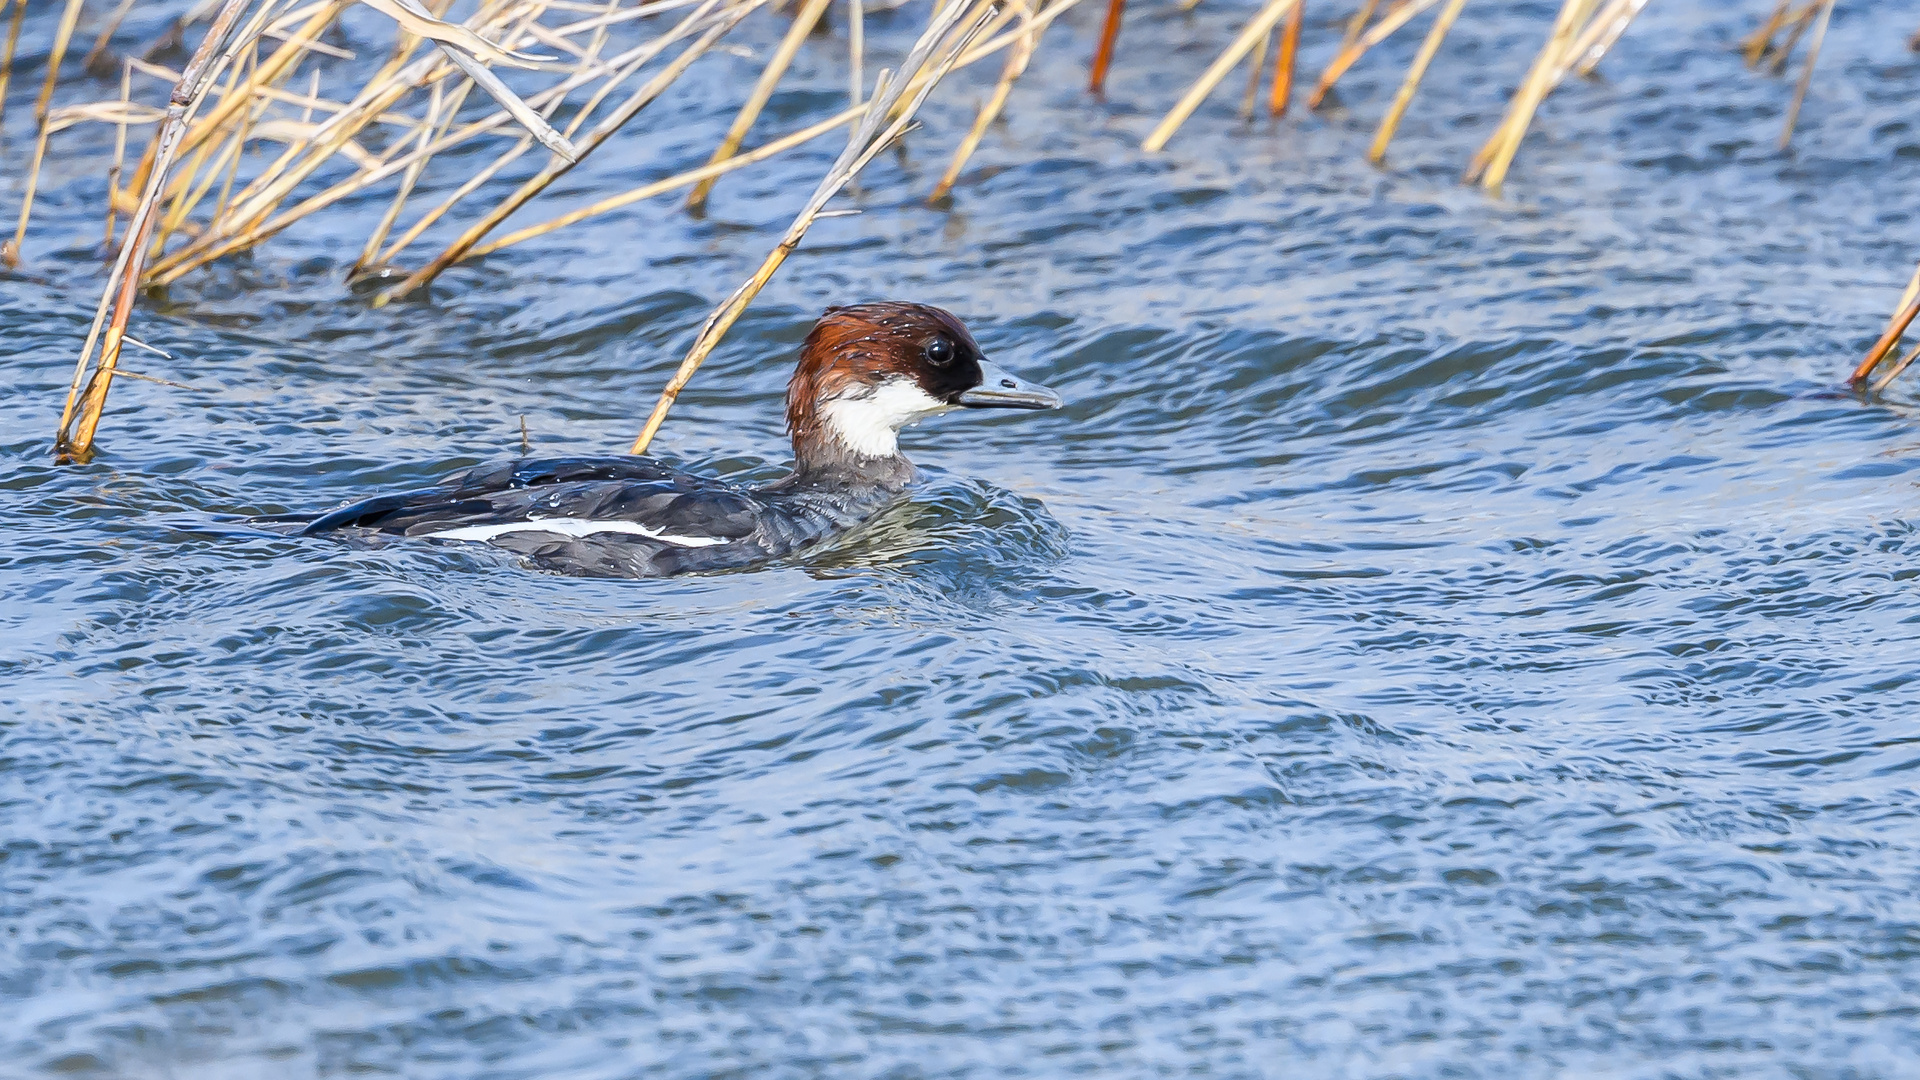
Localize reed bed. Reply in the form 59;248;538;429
0;0;1908;459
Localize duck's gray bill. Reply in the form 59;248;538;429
958;359;1062;410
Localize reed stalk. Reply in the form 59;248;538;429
377;0;760;303
1367;0;1464;163
1766;2;1821;76
353;77;454;273
1267;0;1303;116
5;0;87;269
44;0;1858;296
1465;0;1598;193
1849;293;1920;387
378;0;580;161
1778;0;1831;149
0;0;26;128
56;0;256;462
1241;27;1272;120
931;0;1039;200
1869;341;1920;395
473;0;1087;254
848;0;864;105
686;0;833;211
154;39;258;255
1088;0;1123;94
83;0;142;74
1143;0;1300;152
105;59;135;246
1570;0;1644;77
631;0;988;454
1743;0;1791;67
1340;0;1379;52
1307;0;1440;110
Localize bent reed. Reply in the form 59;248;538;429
0;0;1909;459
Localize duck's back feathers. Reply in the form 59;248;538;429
300;455;768;576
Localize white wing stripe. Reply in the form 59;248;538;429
425;518;728;547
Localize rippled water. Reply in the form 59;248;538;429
7;1;1920;1076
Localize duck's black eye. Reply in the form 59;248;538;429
924;337;955;366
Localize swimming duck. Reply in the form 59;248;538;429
296;301;1061;576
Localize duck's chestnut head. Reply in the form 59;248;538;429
786;301;1059;469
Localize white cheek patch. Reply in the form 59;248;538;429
819;378;953;459
425;518;728;547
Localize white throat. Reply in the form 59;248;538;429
818;378;953;459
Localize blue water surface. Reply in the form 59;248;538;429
5;2;1920;1076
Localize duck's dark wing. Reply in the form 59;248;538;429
299;456;763;565
437;455;691;494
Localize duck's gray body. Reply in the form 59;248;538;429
300;455;913;577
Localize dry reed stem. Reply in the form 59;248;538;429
111;0;339;220
201;0;530;227
1241;27;1272;120
367;0;617;268
369;0;617;267
56;0;255;462
354;77;450;272
154;71;537;277
556;5;680;139
1268;0;1302;116
374;132;534;266
1869;340;1920;395
480;0;1040;253
213;60;269;217
154;39;258;255
152;0;799;282
377;0;760;303
83;0;141;74
1894;262;1920;321
909;0;1020;118
1465;0;1596;192
630;0;988;455
149;0;285;216
1341;0;1379;51
155;44;261;253
165;1;717;280
1744;0;1791;67
173;47;457;273
1848;294;1920;386
931;0;1038;200
6;0;88;269
358;0;554;67
111;369;215;392
175;0;345;162
1307;0;1440;110
1143;0;1299;152
1778;0;1831;149
1367;0;1464;163
1536;0;1629;90
1767;1;1821;76
106;59;135;245
474;0;1088;255
546;0;712;39
687;0;834;211
1571;0;1645;78
849;0;864;104
1088;0;1123;93
0;0;26;128
377;0;580;161
45;100;172;134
